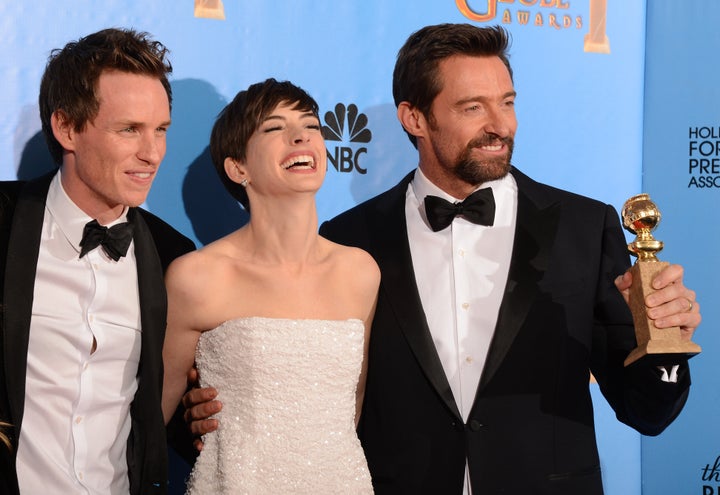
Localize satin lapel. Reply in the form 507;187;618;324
478;169;560;390
3;175;53;427
371;173;462;420
127;209;165;383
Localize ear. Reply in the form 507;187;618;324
397;102;428;141
51;110;76;152
224;157;248;185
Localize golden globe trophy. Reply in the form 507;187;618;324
621;194;701;366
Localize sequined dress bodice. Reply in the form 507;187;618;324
185;317;373;494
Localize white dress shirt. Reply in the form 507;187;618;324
406;168;518;495
16;172;141;495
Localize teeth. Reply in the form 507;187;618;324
481;145;502;151
131;172;152;178
281;155;315;169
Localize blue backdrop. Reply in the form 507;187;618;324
1;1;714;494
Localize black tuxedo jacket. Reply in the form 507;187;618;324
0;173;195;495
320;167;690;495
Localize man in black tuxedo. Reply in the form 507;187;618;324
185;24;701;494
0;28;194;494
320;23;702;494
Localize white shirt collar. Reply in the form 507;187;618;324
45;171;129;254
410;166;517;230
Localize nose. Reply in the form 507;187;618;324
484;105;516;138
290;124;311;144
137;132;165;164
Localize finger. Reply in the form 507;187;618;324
652;300;701;332
190;418;219;437
186;366;199;385
646;284;694;309
181;386;218;409
653;310;702;332
183;400;223;424
647;292;695;320
614;271;632;292
650;263;684;290
193;438;205;452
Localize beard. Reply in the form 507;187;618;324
453;134;514;186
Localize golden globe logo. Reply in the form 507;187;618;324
456;0;610;54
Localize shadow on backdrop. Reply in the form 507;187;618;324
184;145;248;244
17;131;56;181
147;78;247;247
349;103;416;203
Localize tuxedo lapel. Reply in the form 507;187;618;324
371;173;462;420
478;168;560;390
3;175;53;429
125;209;167;487
127;209;165;389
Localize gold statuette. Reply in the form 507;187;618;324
621;194;701;366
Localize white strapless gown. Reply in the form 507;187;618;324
185;317;373;494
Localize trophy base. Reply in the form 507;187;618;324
623;260;702;367
624;340;701;367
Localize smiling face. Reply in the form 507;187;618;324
235;102;327;200
415;55;517;197
55;70;171;224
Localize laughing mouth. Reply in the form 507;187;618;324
479;144;503;152
280;155;315;170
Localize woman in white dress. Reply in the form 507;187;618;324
161;79;379;494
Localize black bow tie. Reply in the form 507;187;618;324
79;220;134;261
424;187;496;232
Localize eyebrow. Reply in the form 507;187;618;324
262;111;318;123
116;119;172;127
456;90;517;106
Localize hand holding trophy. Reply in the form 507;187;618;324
621;194;701;366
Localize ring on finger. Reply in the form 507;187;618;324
685;297;694;312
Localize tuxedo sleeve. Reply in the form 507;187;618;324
590;204;690;436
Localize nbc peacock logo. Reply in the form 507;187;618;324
322;103;371;174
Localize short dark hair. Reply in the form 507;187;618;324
393;23;512;147
209;78;319;210
39;28;173;164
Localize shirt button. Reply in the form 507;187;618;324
465;356;473;364
75;416;83;424
88;314;94;322
461;302;469;310
458;249;465;257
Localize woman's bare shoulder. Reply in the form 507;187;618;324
324;239;380;288
166;238;237;300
